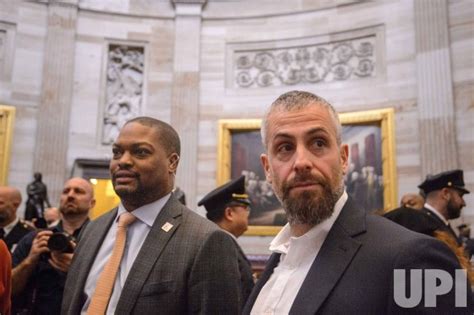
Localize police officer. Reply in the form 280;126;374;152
198;175;254;307
418;169;470;245
0;186;34;252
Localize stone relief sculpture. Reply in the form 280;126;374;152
233;35;376;88
102;44;144;144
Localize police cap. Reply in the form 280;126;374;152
198;175;250;215
418;169;470;195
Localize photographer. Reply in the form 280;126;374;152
11;178;95;315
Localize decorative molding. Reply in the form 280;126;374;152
0;22;16;82
101;44;145;145
227;25;384;89
49;0;79;8
172;0;206;4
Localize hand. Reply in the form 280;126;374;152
26;230;53;264
49;242;76;273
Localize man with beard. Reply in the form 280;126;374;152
418;170;470;246
244;91;472;314
62;117;241;314
0;186;34;252
11;177;94;315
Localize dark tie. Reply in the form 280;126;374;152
0;228;5;239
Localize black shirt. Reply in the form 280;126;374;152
12;220;88;315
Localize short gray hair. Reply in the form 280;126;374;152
260;90;342;149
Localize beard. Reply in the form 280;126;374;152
112;176;155;208
59;203;88;218
0;212;11;225
275;168;344;226
446;199;462;220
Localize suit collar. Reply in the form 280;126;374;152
117;193;171;227
333;196;366;237
245;197;366;315
243;253;281;315
115;195;183;313
68;209;117;313
289;197;365;314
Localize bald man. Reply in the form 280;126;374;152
400;193;425;210
0;186;34;252
11;177;95;315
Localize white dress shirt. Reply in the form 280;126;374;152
81;194;171;315
251;191;348;315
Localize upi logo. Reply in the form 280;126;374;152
393;269;468;307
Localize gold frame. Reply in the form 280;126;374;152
339;108;398;213
217;108;397;236
0;105;16;185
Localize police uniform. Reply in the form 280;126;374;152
2;219;34;252
418;169;470;245
384;206;440;235
198;176;255;307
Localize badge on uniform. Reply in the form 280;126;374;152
161;222;173;232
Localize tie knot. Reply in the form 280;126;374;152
118;212;136;227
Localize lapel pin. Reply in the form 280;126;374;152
161;222;173;232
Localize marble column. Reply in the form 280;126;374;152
171;0;206;207
33;0;78;203
415;0;458;177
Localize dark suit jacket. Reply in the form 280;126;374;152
232;238;254;307
244;198;473;314
421;207;461;245
62;195;242;314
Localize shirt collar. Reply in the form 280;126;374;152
3;217;19;234
221;228;238;241
424;202;449;225
117;193;171;227
269;190;348;254
51;218;90;238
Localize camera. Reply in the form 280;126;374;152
47;232;75;253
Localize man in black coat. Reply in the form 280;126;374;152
244;90;472;314
199;175;255;307
0;186;34;252
418;169;470;245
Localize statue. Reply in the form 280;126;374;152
24;172;51;226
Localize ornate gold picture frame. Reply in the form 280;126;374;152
217;108;397;236
0;105;16;185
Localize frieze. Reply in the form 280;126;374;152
102;44;144;144
233;35;376;88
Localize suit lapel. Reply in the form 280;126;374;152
243;253;281;314
289;198;364;314
232;238;251;266
115;196;182;313
70;209;117;313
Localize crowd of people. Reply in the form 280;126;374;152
0;90;472;314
